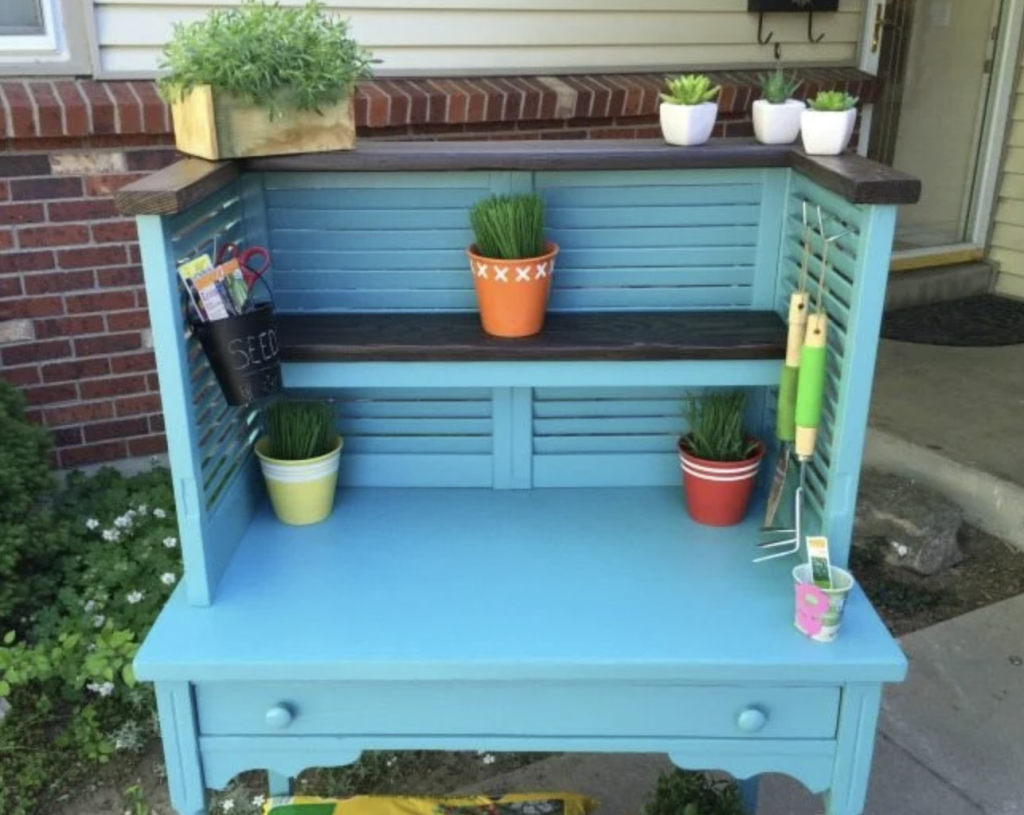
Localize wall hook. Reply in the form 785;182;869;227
807;10;825;43
757;12;774;45
774;42;782;60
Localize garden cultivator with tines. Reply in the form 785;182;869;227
756;209;850;563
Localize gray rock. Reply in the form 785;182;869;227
855;470;964;576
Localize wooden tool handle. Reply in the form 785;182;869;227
786;293;809;368
795;313;828;460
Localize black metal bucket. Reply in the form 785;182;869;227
192;304;281;406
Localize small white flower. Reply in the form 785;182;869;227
114;515;132;529
86;518;100;530
163;537;178;549
252;795;266;808
93;614;106;628
153;508;167;519
84;600;97;613
481;753;496;765
87;681;115;697
220;799;235;812
160;572;177;586
137;504;148;515
126;591;145;605
102;529;120;543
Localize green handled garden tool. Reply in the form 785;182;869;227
762;203;811;528
757;210;843;563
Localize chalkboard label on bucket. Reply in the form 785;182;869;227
193;304;282;406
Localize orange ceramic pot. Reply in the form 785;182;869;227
466;242;559;338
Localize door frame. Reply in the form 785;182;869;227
859;0;1024;265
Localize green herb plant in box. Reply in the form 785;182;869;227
158;0;373;160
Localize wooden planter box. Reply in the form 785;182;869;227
170;85;356;160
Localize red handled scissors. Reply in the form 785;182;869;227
216;242;271;289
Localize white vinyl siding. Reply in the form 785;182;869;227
90;0;866;78
990;46;1024;299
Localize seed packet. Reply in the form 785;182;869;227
191;266;233;321
177;254;214;321
806;535;833;589
215;258;251;313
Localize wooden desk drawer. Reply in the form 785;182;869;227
196;682;840;740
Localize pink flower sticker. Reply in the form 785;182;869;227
795;582;830;637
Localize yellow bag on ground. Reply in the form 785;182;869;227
264;793;599;815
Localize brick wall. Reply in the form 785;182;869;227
0;70;875;469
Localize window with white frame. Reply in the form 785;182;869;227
0;0;91;76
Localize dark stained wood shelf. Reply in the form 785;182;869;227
276;310;787;363
115;140;921;216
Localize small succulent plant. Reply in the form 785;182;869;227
661;74;721;106
758;67;802;104
810;91;859;112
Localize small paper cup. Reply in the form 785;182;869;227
793;564;854;643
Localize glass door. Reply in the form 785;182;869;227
862;0;1006;255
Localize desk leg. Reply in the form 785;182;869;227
268;771;294;798
825;683;883;815
155;682;207;815
737;775;760;814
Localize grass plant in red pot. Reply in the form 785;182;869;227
678;391;764;527
467;193;559;338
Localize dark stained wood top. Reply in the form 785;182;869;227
247;139;794;173
277;310;787;363
114;158;239;216
790;150;921;205
115;140;921;215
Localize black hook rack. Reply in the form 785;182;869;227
807;9;825;43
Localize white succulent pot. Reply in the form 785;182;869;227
800;108;857;156
753;99;805;145
659;102;718;147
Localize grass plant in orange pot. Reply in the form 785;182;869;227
467;193;558;338
678;391;764;527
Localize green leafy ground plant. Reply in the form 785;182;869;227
643;769;746;815
264;399;338;460
661;74;721;106
758;67;802;104
0;459;181;812
470;194;546;260
810;91;859;112
158;0;373;118
681;391;759;462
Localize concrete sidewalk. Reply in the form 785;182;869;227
461;593;1024;815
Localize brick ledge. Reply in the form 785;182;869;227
0;70;877;142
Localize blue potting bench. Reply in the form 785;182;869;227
117;140;920;815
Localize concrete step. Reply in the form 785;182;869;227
885;262;994;312
863;428;1024;551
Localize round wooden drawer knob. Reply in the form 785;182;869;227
737;707;768;733
265;704;294;729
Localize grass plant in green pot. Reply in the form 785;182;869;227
678;391;764;527
255;399;343;526
158;0;373;159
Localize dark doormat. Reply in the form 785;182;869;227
882;294;1024;347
